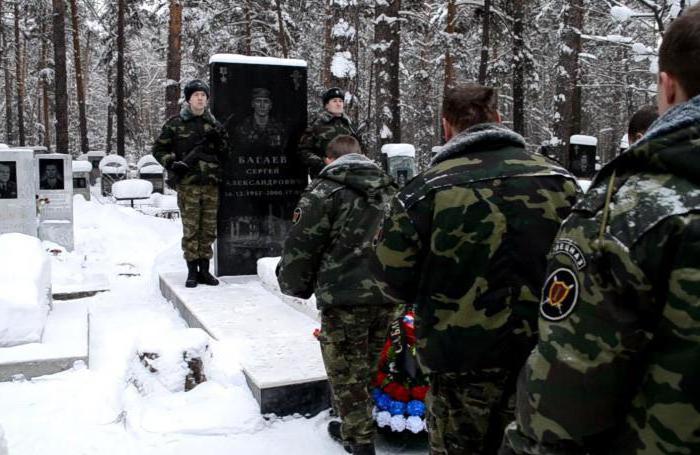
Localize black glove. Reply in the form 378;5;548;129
170;161;190;176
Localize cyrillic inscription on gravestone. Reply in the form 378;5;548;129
36;154;74;250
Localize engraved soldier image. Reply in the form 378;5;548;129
0;162;17;199
232;87;287;151
39;160;65;190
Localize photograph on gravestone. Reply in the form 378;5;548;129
210;55;308;276
0;161;18;199
73;176;87;189
39;159;65;191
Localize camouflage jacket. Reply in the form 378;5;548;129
503;95;700;454
374;123;580;375
152;105;227;186
277;153;397;309
297;110;359;178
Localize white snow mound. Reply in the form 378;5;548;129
112;179;153;199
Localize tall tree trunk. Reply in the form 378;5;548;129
106;65;113;154
243;0;252;55
478;0;491;85
0;0;13;144
553;0;584;166
41;7;51;150
69;0;89;153
373;0;401;151
512;0;526;135
443;0;456;93
323;0;358;95
52;0;69;153
14;1;25;145
116;0;125;156
165;0;183;118
275;0;288;58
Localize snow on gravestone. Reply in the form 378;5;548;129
98;154;127;196
382;144;417;187
210;54;309;275
0;148;36;237
569;135;598;179
137;155;165;194
112;179;153;201
72;160;92;201
36;153;74;250
0;233;51;347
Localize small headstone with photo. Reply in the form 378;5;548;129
72;160;92;201
210;54;309;275
0;148;37;237
568;135;598;178
36;154;74;250
382;143;417;187
137;154;165;194
99;155;128;196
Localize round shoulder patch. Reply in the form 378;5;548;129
292;207;302;225
540;268;579;321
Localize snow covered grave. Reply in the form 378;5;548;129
209;54;309;276
159;270;330;416
136;154;165;194
569;135;598;179
98;154;127;196
36;154;74;251
0;148;37;237
0;233;88;381
382;144;417;187
112;179;153;207
72;160;92;201
84;150;105;185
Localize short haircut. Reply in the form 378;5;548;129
628;105;659;138
0;163;8;172
442;83;499;133
326;135;361;159
659;4;700;98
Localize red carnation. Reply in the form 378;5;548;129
312;328;321;339
410;385;429;401
384;382;410;402
373;371;388;387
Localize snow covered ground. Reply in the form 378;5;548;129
0;190;426;454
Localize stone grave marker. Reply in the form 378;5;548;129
87;151;106;185
36;154;74;250
569;135;598;178
0;148;37;237
99;154;127;196
72;160;92;201
381;143;417;187
209;54;309;275
137;154;165;194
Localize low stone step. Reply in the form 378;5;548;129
159;272;330;417
0;300;89;381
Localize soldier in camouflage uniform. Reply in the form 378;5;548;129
501;6;700;454
153;79;227;288
277;135;397;455
373;84;580;455
297;87;360;179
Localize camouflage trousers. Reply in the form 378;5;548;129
319;305;392;446
426;369;516;455
177;184;219;261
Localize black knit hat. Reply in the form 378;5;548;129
184;79;210;102
322;87;344;105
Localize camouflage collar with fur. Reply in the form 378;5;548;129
432;123;526;165
318;109;352;125
180;104;217;124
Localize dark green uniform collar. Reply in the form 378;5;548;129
433;123;526;165
180;104;218;124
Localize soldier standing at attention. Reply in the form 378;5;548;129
502;5;700;454
277;135;397;455
153;79;226;288
297;87;360;179
374;83;579;455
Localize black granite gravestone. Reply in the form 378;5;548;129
210;55;308;276
568;135;598;178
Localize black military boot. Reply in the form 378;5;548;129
350;444;375;455
185;261;198;288
327;421;351;453
197;259;219;286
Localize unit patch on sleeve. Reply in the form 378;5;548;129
540;267;579;321
552;239;587;270
292;207;302;225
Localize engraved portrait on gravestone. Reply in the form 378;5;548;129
0;161;18;199
232;87;288;151
39;159;65;190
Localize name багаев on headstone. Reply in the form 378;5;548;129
210;54;308;276
36;154;74;250
0;148;37;237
